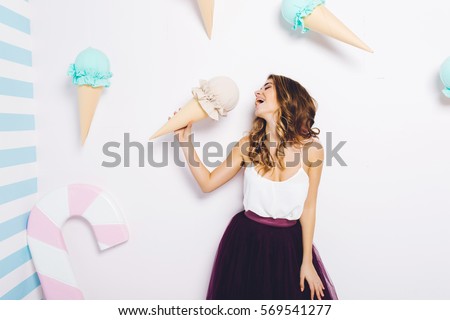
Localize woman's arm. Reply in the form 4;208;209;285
175;121;249;193
300;141;324;262
299;139;325;299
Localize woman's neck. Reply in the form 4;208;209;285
265;120;281;146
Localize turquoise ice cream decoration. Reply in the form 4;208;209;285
67;47;113;145
281;0;325;33
67;47;112;88
440;57;450;98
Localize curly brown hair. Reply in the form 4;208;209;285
244;74;320;176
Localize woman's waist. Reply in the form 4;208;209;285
244;210;298;228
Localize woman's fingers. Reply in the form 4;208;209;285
316;282;324;300
312;283;320;300
306;280;314;300
317;286;323;300
308;281;324;300
301;279;325;300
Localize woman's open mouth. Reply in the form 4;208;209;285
255;99;265;107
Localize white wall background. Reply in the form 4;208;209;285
31;0;450;299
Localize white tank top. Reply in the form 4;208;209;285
243;163;309;220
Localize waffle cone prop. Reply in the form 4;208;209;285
68;47;112;145
282;0;373;52
197;0;215;39
77;85;104;144
150;76;239;140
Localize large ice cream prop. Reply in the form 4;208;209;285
27;184;128;299
281;0;373;53
440;56;450;98
68;47;113;145
197;0;215;39
150;76;239;140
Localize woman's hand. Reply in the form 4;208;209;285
300;262;325;300
169;108;193;143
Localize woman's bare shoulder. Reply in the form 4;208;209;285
239;135;250;143
296;136;322;148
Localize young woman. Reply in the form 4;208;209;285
172;74;338;300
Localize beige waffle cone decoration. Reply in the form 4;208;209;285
78;85;104;145
304;5;373;52
150;99;209;140
197;0;214;39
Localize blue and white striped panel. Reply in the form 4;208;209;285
0;0;42;300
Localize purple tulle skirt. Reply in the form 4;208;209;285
206;210;338;300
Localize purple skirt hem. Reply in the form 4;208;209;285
206;210;338;300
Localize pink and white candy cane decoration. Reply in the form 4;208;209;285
26;184;128;300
